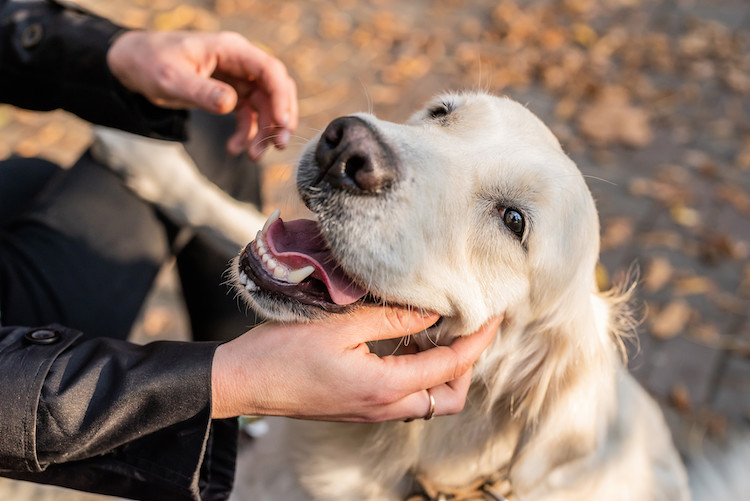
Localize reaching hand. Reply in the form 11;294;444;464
211;307;502;422
107;30;298;159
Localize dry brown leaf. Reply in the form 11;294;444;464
318;12;352;40
639;231;685;250
643;256;673;293
673;276;714;296
600;217;634;250
152;5;198;30
577;87;653;148
650;299;692;339
716;185;750;215
689;323;719;344
595;263;610;291
669;205;700;228
736;136;750;171
670;383;692;412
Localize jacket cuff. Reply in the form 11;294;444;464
0;324;238;500
0;325;80;471
0;0;188;139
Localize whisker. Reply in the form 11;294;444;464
582;175;618;186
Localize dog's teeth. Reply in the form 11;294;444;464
266;257;278;270
262;253;270;264
273;266;287;279
262;209;281;234
239;271;249;285
288;265;315;284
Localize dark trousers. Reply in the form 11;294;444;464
0;112;260;342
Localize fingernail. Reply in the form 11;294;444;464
279;129;291;148
282;112;290;126
226;137;242;156
212;88;230;111
249;141;266;160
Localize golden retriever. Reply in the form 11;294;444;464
230;91;747;500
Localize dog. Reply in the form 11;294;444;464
228;91;750;501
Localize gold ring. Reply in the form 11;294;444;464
424;390;436;420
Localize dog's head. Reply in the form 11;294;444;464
235;92;600;336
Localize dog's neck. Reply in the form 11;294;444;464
400;289;627;496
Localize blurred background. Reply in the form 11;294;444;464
0;0;748;497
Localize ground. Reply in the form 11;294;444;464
1;0;748;498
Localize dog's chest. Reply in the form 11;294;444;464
411;409;519;492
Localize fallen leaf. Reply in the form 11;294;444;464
643;256;673;293
673;276;714;296
670;383;692;412
600;217;634;250
669;205;701;228
577;87;653;148
650;299;692;339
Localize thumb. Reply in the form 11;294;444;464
173;73;238;114
349;306;440;344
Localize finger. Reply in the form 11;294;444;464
370;370;473;422
279;78;299;147
215;33;296;129
227;102;258;156
336;305;440;344
247;90;275;159
253;59;296;130
158;68;239;113
425;369;473;416
378;317;501;395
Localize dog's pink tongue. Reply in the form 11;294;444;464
265;217;367;305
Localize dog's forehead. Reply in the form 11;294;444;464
414;92;560;144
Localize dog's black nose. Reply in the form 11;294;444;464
314;116;396;193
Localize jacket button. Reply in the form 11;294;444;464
20;23;43;49
25;328;61;345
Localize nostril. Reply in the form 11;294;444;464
323;122;344;149
344;155;366;183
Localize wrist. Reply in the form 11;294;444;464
106;30;141;93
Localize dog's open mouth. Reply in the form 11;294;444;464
237;210;368;311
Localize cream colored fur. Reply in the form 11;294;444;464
230;92;701;500
91;127;267;253
78;91;747;500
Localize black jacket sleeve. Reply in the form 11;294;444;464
0;324;237;501
0;0;188;139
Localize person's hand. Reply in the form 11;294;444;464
211;307;502;422
107;31;298;159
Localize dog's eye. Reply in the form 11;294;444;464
502;208;525;238
428;104;451;120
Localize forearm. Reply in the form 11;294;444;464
0;0;187;139
0;324;237;500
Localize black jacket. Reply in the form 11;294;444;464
0;1;237;500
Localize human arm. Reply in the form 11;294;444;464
0;310;496;501
0;324;232;501
211;307;501;422
107;30;298;159
0;0;186;139
0;0;298;158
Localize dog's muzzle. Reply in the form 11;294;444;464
313;116;398;194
